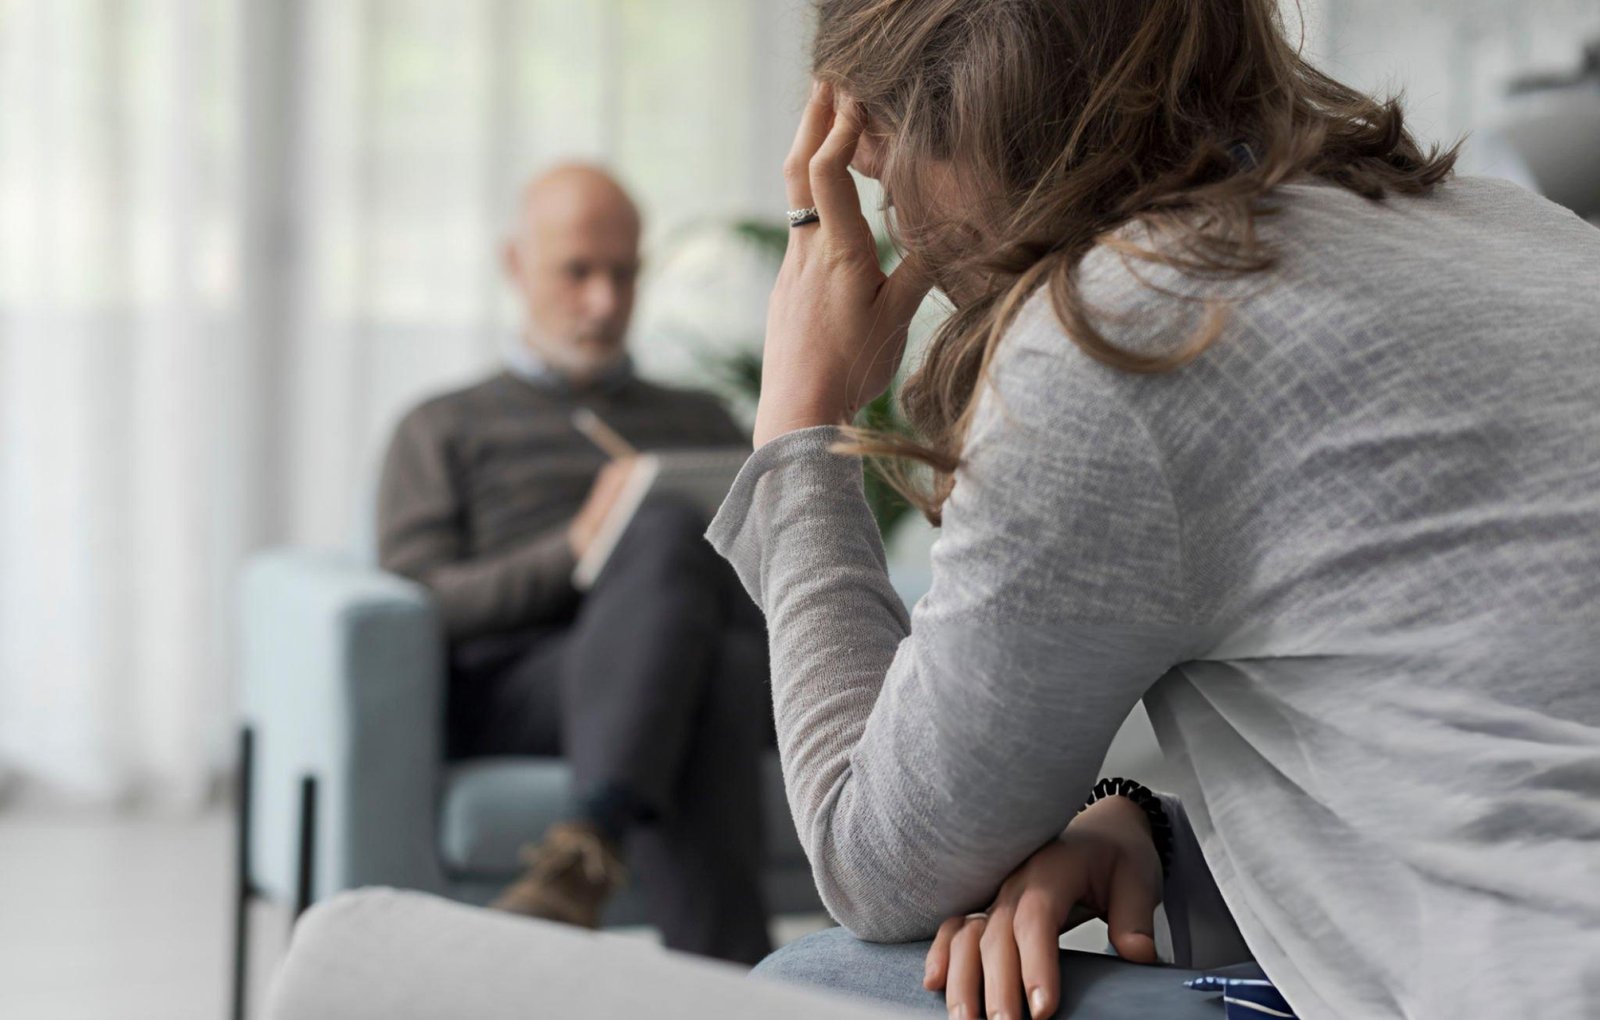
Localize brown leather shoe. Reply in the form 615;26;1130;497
489;820;626;928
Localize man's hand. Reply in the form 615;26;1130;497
924;795;1163;1020
566;458;638;559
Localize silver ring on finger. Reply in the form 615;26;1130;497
786;206;820;228
963;912;990;922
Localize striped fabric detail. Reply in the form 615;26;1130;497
1186;972;1298;1019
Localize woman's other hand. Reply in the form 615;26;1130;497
753;82;930;449
923;795;1163;1020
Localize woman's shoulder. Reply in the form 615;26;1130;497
995;244;1218;379
975;286;1170;449
999;174;1524;374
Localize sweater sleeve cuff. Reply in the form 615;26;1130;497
705;425;866;604
430;524;578;639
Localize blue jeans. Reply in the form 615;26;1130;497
754;928;1224;1018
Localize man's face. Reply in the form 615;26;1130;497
505;187;642;381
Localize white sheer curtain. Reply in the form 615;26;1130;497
0;0;244;808
0;0;808;809
275;0;807;547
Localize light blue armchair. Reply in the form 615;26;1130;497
231;546;822;1019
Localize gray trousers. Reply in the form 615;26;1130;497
756;928;1229;1018
449;499;773;964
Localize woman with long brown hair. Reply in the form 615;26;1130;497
705;1;1600;1017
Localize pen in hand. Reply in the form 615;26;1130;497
571;407;638;460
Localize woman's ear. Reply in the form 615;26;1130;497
851;116;889;179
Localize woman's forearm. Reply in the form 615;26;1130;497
710;413;1196;939
710;427;924;933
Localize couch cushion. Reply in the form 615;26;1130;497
440;751;806;878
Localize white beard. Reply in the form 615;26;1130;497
505;329;627;385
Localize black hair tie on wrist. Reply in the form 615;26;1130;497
1081;777;1174;879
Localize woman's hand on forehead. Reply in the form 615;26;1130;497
753;81;929;448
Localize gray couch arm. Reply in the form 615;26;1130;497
267;890;912;1020
241;549;447;902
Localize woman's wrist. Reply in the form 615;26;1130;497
753;396;846;448
1076;778;1173;877
1071;792;1153;837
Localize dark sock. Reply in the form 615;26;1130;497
579;784;649;846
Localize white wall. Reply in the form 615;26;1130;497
1302;0;1600;165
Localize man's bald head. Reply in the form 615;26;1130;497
504;163;643;382
516;164;641;245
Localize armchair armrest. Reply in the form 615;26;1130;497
240;548;447;902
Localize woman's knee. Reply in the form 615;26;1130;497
754;928;874;984
754;927;937;1010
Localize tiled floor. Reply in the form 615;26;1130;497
0;809;288;1020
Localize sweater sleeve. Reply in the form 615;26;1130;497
707;320;1204;942
377;407;579;639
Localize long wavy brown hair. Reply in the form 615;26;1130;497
816;0;1459;523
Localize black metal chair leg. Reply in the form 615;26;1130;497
294;774;318;919
232;725;255;1020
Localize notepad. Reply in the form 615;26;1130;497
570;448;751;590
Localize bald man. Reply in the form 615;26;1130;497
377;165;772;964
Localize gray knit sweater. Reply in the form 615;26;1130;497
708;177;1600;1019
379;370;742;638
